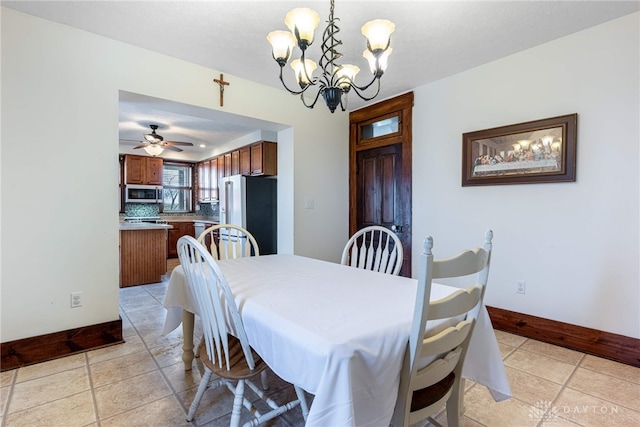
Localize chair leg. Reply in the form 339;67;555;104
260;370;269;390
446;387;462;427
195;334;205;358
187;369;212;421
294;385;309;421
230;379;245;427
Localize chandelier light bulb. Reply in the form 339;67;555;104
363;47;392;75
291;58;317;87
267;30;296;64
335;64;360;89
361;19;395;52
285;8;320;49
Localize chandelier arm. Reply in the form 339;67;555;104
299;50;318;89
278;66;313;96
300;89;324;109
347;77;382;102
339;93;347;112
350;73;380;93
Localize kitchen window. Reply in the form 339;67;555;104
163;162;193;212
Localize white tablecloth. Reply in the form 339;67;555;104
163;254;511;426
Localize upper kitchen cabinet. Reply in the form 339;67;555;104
124;154;163;185
197;158;219;202
250;141;277;176
197;160;211;202
240;146;251;175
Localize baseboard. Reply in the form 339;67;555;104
1;318;123;372
486;306;639;368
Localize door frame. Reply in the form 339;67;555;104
349;92;414;275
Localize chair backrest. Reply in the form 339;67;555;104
197;224;260;260
394;230;493;427
177;235;255;372
340;225;403;275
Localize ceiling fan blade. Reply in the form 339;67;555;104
133;142;149;149
165;141;194;146
164;145;184;152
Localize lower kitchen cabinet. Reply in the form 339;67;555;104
120;227;168;287
167;222;196;258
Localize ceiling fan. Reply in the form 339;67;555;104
123;124;195;153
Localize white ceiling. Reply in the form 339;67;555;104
4;1;638;160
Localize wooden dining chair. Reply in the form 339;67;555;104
341;225;403;275
392;230;493;427
197;224;260;260
177;236;309;425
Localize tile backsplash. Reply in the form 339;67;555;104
124;204;159;217
123;202;218;218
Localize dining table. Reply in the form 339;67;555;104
162;254;511;427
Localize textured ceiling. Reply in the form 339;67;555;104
4;1;638;159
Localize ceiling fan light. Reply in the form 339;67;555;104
143;144;164;156
361;19;395;52
285;8;320;48
268;30;296;63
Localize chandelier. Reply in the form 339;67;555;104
267;0;394;113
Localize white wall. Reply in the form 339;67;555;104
411;13;639;338
1;8;349;342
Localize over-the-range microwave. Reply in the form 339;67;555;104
125;185;162;203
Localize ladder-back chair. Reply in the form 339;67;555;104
393;230;493;427
177;236;308;426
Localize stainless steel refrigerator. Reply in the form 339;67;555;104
219;174;277;254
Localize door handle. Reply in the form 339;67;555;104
391;225;403;233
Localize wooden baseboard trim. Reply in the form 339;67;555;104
1;318;123;372
487;306;639;368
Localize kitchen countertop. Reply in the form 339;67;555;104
119;223;174;230
162;216;219;223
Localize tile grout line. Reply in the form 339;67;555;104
115;286;199;426
0;370;17;427
541;352;586;425
84;351;102;427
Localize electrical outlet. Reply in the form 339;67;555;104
516;281;526;294
71;292;82;308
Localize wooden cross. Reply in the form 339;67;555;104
213;73;230;107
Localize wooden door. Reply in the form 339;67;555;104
349;92;413;277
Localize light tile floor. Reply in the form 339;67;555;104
1;277;639;426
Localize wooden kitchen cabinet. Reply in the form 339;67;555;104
197;160;211;202
240;146;251;175
210;157;219;200
197;157;219;202
217;156;225;181
124;154;163;185
120;227;168;287
224;153;232;177
250;141;277;176
167;222;195;258
231;150;240;176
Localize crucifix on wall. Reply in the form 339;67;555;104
213;73;230;107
